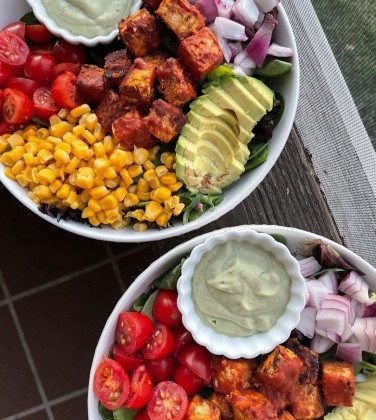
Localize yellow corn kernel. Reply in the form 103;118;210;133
7;133;24;148
76;198;87;211
88;198;102;212
172;203;185;216
93;175;105;187
142;160;155;171
74;145;90;160
154;187;171;201
110;149;129;169
66;113;79;125
155;165;168;177
56;184;72;199
72;124;85;137
160;152;171;164
1;133;12;140
70;200;80;210
38;141;54;151
35;127;50;139
84;113;98;131
119;168;133;188
49;115;62;126
71;139;87;149
49;179;62;193
149;177;161;190
137;178;150;193
124;193;139;208
38;168;56;185
165;154;176;169
137;191;150;201
37;149;53;164
0;152;14;167
103;135;115;153
133;222;147;232
102;166;117;179
124;151;135;166
82;129;96;145
114;187;127;202
0;137;9;153
56;142;71;153
77;167;95;189
128;164;143;179
22;127;36;140
149;190;163;203
27;191;39;203
68;172;78;186
63;191;77;207
91;185;109;200
58;108;69;119
70;104;91;119
45;136;62;146
54;149;70;165
144;201;163;222
65;157;81;174
143;169;157;182
49;121;71;138
131;209;145;222
93;123;105;141
128;184;137;194
22;167;33;182
82;207;95;218
88;214;101;226
16;174;28;187
24;142;38;155
31;167;39;183
4;167;16;180
33;185;52;199
10;146;25;162
94;157;111;171
78;113;88;127
100;193;118;210
148;146;160;161
105;177;120;189
111;219;127;230
168;181;183;192
92;142;105;158
156;210;172;227
133;148;149;165
160;172;177;185
62;132;77;144
79;189;91;203
95;210;107;224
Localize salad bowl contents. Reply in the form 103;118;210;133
0;0;298;241
88;225;376;419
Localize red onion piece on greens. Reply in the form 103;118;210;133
214;0;234;18
310;333;335;354
228;41;243;58
194;0;218;22
335;342;363;364
267;42;294;57
253;0;280;13
298;256;322;278
338;271;370;304
211;17;248;41
318;272;338;294
296;307;317;338
232;0;260;27
351;317;376;353
315;327;340;343
305;280;327;309
363;301;376;317
316;308;347;336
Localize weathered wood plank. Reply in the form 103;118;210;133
152;127;342;256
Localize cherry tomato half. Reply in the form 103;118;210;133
24;53;57;85
50;71;83;109
0;120;21;135
147;381;188;420
25;24;54;44
53;39;86;65
173;363;206;395
145;354;176;384
0;31;29;68
33;87;60;121
54;62;81;77
5;77;42;99
93;357;130;410
112;344;146;371
2;21;26;40
141;324;174;360
171;325;193;357
3;88;34;124
124;365;154;409
0;62;24;86
115;312;153;355
178;343;212;384
152;290;182;327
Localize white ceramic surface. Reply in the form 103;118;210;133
0;2;299;242
87;225;376;419
177;228;306;359
25;0;142;46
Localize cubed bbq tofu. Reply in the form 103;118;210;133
278;410;295;420
289;384;324;419
258;384;290;414
112;110;157;150
321;361;355;407
142;51;170;68
142;0;163;11
186;395;221;420
118;8;161;57
229;389;278;420
212;356;257;395
156;0;205;40
284;338;319;384
76;64;105;104
95;89;125;133
208;392;233;420
119;58;156;113
256;345;303;393
103;49;132;88
178;27;223;81
156;58;196;107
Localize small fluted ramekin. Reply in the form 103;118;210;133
177;228;306;359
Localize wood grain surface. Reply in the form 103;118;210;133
152;127;342;256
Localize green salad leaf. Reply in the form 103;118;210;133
245;142;269;172
153;259;185;289
178;189;224;224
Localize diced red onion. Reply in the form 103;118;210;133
296;307;317;338
246;13;277;67
267;42;294;57
230;65;248;76
298;256;322;278
316;308;347;336
350;317;376;353
305;280;327;309
335;342;363;363
318;272;338;294
310;333;336;353
232;0;260;28
211;17;248;41
363;301;376;317
194;0;218;23
215;35;232;62
338;271;370;304
194;203;204;212
253;0;280;13
233;49;249;65
228;41;243;58
233;50;256;74
315;326;340;343
321;294;351;325
214;0;234;18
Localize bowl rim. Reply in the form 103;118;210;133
87;224;376;419
176;228;306;358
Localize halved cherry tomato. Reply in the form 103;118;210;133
147;381;188;420
152;290;182;327
54;62;81;77
29;43;55;56
3;88;34;124
112;344;146;371
141;324;174;360
24;53;57;84
2;21;26;40
178;343;212;384
171;325;193;357
33;87;60;121
5;77;42;99
25;24;54;44
173;364;206;395
53;39;86;65
93;357;130;410
0;63;24;86
145;354;176;384
115;312;153;355
124;365;154;409
0;121;21;135
51;71;83;109
0;31;29;68
134;408;151;420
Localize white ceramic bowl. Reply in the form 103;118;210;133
177;228;306;359
0;2;299;242
25;0;142;46
88;225;376;419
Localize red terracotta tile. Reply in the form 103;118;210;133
14;264;122;400
0;306;42;417
51;393;87;419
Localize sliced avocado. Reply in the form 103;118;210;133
219;77;267;122
237;76;274;111
187;111;250;164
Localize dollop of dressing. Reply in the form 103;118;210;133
191;240;291;337
41;0;137;38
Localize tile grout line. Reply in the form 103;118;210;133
0;270;54;420
104;242;127;294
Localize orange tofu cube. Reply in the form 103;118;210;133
284;338;319;384
186;395;221;420
278;410;296;420
95;89;125;133
76;64;105;104
289;384;324;419
321;361;355;407
258;384;289;414
103;49;132;88
229;389;278;420
208;392;233;419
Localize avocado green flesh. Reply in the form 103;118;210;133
175;75;274;194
